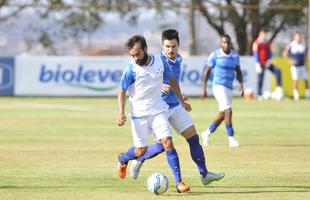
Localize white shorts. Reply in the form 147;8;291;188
131;112;172;147
213;85;233;111
166;105;194;134
291;65;308;81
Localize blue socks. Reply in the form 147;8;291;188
209;123;218;133
166;149;181;184
187;134;208;177
119;146;137;164
209;122;235;137
226;124;234;136
136;142;164;163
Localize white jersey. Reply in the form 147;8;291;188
286;41;307;66
120;55;174;117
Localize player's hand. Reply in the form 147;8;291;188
182;93;189;103
255;63;263;74
162;84;170;94
181;101;192;112
117;114;127;126
239;84;244;97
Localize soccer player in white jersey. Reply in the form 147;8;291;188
283;32;310;100
117;35;191;193
129;29;224;185
201;34;244;147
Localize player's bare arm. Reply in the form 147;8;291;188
169;77;192;112
182;93;189;102
202;66;212;99
235;65;244;97
117;89;127;126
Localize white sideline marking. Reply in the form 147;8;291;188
11;102;98;112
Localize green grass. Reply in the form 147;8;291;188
0;97;310;200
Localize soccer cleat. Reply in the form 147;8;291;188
201;129;211;146
176;181;190;193
201;172;225;185
117;153;128;179
228;136;239;147
130;159;143;179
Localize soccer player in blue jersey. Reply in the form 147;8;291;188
129;29;224;185
201;34;244;147
117;35;191;193
283;32;310;100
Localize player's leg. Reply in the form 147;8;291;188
181;126;225;184
220;86;239;147
304;79;310;98
201;85;225;146
130;142;164;179
224;108;239;147
117;117;149;179
152;112;190;193
129;108;178;179
257;64;265;98
168;106;208;178
202;112;224;141
291;66;300;100
135;142;164;163
269;64;282;87
300;66;310;98
293;80;299;100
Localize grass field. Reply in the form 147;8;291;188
0;97;310;200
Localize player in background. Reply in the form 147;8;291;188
252;29;283;99
283;32;310;100
117;35;191;193
129;29;225;185
201;34;244;147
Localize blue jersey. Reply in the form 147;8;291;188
120;55;174;117
286;41;307;66
207;49;240;89
161;52;182;108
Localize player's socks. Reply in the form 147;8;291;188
166;148;181;184
119;146;137;164
136;142;164;163
209;123;218;133
225;124;234;136
187;134;208;177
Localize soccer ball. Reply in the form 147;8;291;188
146;173;169;195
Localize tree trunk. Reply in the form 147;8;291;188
234;23;249;55
189;0;197;55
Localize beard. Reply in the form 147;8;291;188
135;51;149;66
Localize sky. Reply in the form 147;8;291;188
0;5;305;56
0;6;221;56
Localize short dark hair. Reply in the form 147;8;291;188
125;35;147;50
162;29;180;44
221;34;231;42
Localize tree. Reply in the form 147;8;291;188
24;0;107;53
194;0;308;55
111;0;308;55
0;0;30;22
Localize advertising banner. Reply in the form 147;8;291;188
0;57;14;96
15;55;270;96
15;56;130;96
